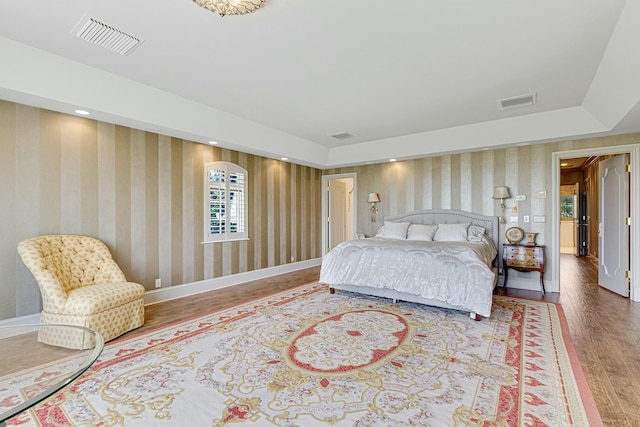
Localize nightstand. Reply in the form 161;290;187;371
503;243;545;294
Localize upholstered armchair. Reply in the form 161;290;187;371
17;235;145;349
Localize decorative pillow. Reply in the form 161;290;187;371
375;221;410;240
407;224;439;241
467;225;486;242
433;223;470;242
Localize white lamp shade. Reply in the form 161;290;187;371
367;192;380;203
492;186;511;199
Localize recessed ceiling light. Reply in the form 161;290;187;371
280;157;288;161
389;158;397;162
75;109;90;116
208;141;218;145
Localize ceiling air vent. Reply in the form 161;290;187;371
72;14;142;56
328;132;354;141
497;92;537;110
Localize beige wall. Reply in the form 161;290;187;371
2;98;638;319
0;101;322;320
326;132;640;285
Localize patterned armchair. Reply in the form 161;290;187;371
17;235;145;349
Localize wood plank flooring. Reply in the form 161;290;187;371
114;257;640;426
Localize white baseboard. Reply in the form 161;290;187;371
0;259;322;327
498;275;550;292
0;312;40;327
143;258;322;306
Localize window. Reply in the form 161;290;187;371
561;194;576;219
204;162;248;242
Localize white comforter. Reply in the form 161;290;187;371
319;237;498;317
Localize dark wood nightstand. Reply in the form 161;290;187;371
503;243;545;294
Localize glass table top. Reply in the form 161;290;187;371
0;324;104;425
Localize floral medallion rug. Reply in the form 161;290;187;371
2;283;602;426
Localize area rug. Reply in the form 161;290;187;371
2;283;602;426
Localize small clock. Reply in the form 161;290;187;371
505;227;525;244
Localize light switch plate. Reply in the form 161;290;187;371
535;191;547;199
533;215;546;223
523;215;530;223
515;194;527;201
510;215;519;223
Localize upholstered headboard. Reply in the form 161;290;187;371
384;209;499;252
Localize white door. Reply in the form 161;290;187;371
599;154;630;297
328;180;346;250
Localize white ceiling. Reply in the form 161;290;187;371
1;0;639;168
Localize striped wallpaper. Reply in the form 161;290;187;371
1;98;639;320
326;132;640;286
0;101;321;320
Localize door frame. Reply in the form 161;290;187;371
321;173;357;257
551;143;640;301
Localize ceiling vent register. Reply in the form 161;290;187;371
72;15;142;56
329;132;354;141
497;93;537;110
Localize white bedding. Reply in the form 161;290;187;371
319;236;498;317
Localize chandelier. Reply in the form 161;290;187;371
193;0;269;17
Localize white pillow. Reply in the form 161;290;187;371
467;225;486;242
407;224;439;241
375;221;410;240
433;223;470;242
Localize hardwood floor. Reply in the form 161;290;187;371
117;258;639;427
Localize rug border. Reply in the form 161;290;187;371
551;299;604;427
494;294;605;427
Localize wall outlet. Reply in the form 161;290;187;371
155;278;162;288
291;256;295;263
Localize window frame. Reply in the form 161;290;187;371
204;161;248;243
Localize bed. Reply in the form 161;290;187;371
319;209;499;319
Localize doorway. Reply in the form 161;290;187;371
559;183;579;255
321;173;357;256
552;144;640;301
559;154;630;296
